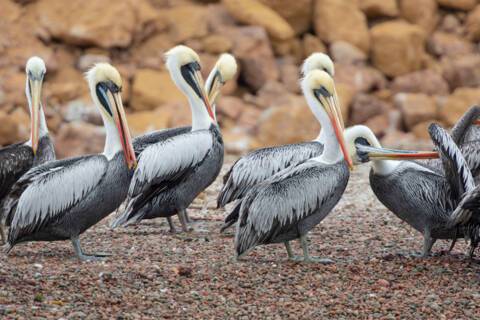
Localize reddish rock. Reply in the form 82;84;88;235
163;5;209;42
279;61;301;93
442;54;480;89
77;54;111;72
127;109;171;137
330;41;367;66
427;32;474;58
202;35;233;54
335;64;387;94
302;34;327;57
258;0;313;35
360;0;399;18
238;104;262;130
314;0;370;52
131;34;174;69
55;122;105;158
350;94;393;124
440;88;480;126
216;96;246;119
394;93;437;129
0;109;29;145
466;5;480;41
437;0;477;11
391;69;449;95
364;113;390;137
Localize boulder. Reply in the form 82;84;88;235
442;54;480;89
223;0;295;41
202;35;233;54
440;88;480;126
411;121;437;140
55;122;105;158
439;14;462;34
391;69;449;95
399;0;438;33
466;5;480;41
437;0;477;11
279;61;301;93
335;64;387;94
330;41;367;66
370;20;426;77
127;109;171;137
394;93;437;129
350;94;393;124
238;104;262;130
216;96;246;120
302;34;327;58
0;109;29;146
427;32;474;58
313;0;370;52
359;0;399;18
364;113;390;137
33;0;157;48
131;69;184;111
163;5;209;42
45;67;89;104
258;0;313;35
131;34;174;69
336;83;355;124
222;128;253;154
77;54;111;72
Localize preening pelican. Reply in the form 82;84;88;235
0;57;55;244
349;124;476;257
4;63;137;261
234;69;353;263
218;53;335;232
111;46;224;233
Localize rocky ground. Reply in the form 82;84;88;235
0;159;479;319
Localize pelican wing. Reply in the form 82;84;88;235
450;105;480;146
128;129;213;198
133;126;191;157
428;124;475;201
217;142;323;207
0;143;33;201
7;155;108;242
235;160;348;257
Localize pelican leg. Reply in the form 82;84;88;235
300;235;334;264
0;224;6;245
178;209;193;233
285;241;302;261
71;237;108;261
166;216;177;233
185;211;191;223
421;230;436;257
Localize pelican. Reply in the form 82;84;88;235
234;69;353;263
3;63;137;261
218;53;334;232
111;46;224;232
348;124;476;257
0;57;55;244
133;53;237;156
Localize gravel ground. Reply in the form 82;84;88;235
1;157;479;319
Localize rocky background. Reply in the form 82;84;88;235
1;0;480;157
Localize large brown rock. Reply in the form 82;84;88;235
335;64;387;94
302;34;327;57
466;5;480;41
258;0;312;35
45;67;88;105
439;88;480;126
370;20;426;77
55;122;105;158
314;0;370;52
223;0;295;41
391;69;449;95
330;41;367;65
131;34;174;69
442;54;480;89
350;94;393;124
399;0;438;33
437;0;477;10
127;109;171;137
427;32;474;58
359;0;399;18
226;26;279;91
33;0;157;48
0;109;29;146
394;93;437;129
163;5;209;42
131;69;184;111
255;101;319;147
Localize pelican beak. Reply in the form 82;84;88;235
355;144;439;162
317;90;354;170
29;76;43;155
193;69;215;122
207;71;223;106
107;91;137;169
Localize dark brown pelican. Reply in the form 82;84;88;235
4;63;137;261
0;57;55;244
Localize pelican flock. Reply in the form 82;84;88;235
1;47;479;264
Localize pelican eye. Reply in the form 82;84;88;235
180;61;203;99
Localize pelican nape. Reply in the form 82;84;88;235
217;53;335;233
234;69;353;263
131;52;237;232
0;57;55;244
111;46;225;232
3;63;137;261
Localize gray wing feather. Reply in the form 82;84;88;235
8;156;108;241
450;105;480;145
218;142;323;207
133;126;191;157
235;161;343;256
129;130;213;197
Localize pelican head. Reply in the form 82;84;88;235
26;56;46;155
165;45;215;122
302;70;353;169
86;63;136;169
301;53;334;77
344;125;438;166
205;53;237;106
